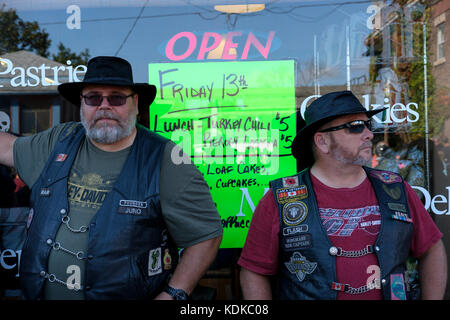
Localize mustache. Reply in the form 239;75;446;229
92;110;121;123
359;142;373;150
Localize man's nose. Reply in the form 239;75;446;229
98;96;113;108
362;126;374;141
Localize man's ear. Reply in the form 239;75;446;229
313;131;331;155
134;94;139;115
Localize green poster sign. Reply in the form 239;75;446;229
149;60;297;248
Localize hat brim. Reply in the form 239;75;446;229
291;107;387;168
58;81;157;112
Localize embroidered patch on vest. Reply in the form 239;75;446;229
282;201;308;226
388;202;407;212
282;176;299;187
370;171;402;184
117;200;148;215
282;224;309;236
284;252;317;282
390;273;407;300
282;233;313;251
148;247;162;276
26;208;34;229
119;200;147;208
55;153;68;162
276;185;308;204
391;212;413;223
163;249;172;270
40;188;51;197
382;184;402;200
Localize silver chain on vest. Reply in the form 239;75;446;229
48;240;85;260
43;211;88;290
345;283;375;295
61;214;89;233
328;245;374;258
329;245;378;295
40;271;82;291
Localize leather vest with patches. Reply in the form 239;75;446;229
20;124;178;299
270;167;414;300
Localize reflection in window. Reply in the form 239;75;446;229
437;23;445;60
20;108;50;136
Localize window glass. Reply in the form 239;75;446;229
0;0;449;300
437;23;445;60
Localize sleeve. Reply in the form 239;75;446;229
159;141;223;248
406;182;443;258
13;123;74;188
237;189;280;275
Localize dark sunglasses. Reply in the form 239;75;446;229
80;93;134;106
318;119;372;134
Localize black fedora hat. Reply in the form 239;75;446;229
58;56;156;111
291;90;386;168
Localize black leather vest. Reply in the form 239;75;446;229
20;124;178;299
270;167;413;300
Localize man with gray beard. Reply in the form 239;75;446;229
239;90;446;300
0;56;222;300
81;108;135;145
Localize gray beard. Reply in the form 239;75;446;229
80;109;136;144
329;134;372;167
332;152;371;167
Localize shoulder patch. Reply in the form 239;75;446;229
370;170;402;184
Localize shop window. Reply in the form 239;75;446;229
437;23;445;60
1;0;449;301
20;108;50;136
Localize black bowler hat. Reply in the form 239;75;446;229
291;90;386;168
58;56;156;111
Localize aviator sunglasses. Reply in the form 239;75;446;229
318;119;372;134
80;93;134;106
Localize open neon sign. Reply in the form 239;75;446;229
165;31;275;61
